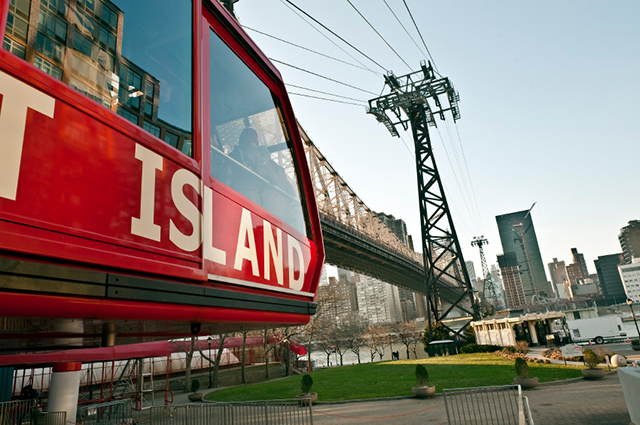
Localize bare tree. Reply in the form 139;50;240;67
397;321;423;359
362;325;385;362
183;336;196;393
212;333;227;388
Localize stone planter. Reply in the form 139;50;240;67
514;377;539;389
296;393;317;405
412;385;436;398
582;368;606;380
187;392;203;402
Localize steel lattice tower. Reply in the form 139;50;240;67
471;236;498;304
367;61;478;340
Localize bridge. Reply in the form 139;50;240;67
300;125;468;307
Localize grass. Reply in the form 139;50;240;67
204;353;583;402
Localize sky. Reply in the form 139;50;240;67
233;0;640;278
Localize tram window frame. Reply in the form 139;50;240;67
203;5;312;239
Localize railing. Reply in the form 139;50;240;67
77;399;133;425
443;384;534;425
0;400;66;425
147;399;313;425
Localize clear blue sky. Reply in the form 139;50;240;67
234;0;640;277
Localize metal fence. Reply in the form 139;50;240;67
0;400;66;425
77;399;134;425
148;399;313;425
443;384;534;425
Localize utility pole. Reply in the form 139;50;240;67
471;236;498;305
367;61;478;341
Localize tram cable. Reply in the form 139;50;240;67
401;0;440;76
383;0;429;60
282;0;389;73
243;26;375;74
288;92;365;106
286;84;367;103
435;126;481;234
454;121;485;232
279;0;382;76
345;0;412;72
270;58;378;96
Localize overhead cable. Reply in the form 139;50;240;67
288;92;364;106
270;58;379;96
402;0;440;75
383;0;429;60
243;26;375;74
345;0;412;72
282;0;388;72
435;126;480;234
454;122;485;231
286;83;367;103
280;0;381;76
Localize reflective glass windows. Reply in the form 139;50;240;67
2;0;193;157
209;29;307;236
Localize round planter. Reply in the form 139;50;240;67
582;368;606;380
412;385;436;398
296;393;317;405
631;344;640;351
514;377;538;389
187;392;203;402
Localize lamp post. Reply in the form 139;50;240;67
207;336;212;388
388;333;393;359
628;299;640;339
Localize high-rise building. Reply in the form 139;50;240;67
497;252;526;308
594;254;626;305
376;212;409;246
496;210;551;301
570;248;589;281
465;261;477;281
618;259;640;304
619;220;640;265
355;274;402;324
375;211;418;321
547;258;567;297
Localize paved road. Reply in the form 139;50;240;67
311;372;632;425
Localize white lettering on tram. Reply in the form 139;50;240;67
131;143;305;289
234;208;259;276
131;144;163;241
169;168;202;252
0;71;55;201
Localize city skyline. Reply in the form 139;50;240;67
234;1;640;273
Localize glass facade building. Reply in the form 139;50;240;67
496;210;551;301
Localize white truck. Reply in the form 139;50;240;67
566;315;626;344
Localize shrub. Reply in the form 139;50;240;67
514;341;530;354
515;357;529;378
460;344;502;354
631;339;639;346
582;348;602;369
300;374;313;394
503;346;516;354
415;364;429;386
190;378;200;393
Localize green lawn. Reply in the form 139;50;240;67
204;353;583;402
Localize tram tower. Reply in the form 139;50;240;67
367;61;478;340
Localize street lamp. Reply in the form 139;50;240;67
627;299;640;339
207;336;212;388
388;333;394;358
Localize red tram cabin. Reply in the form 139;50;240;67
0;0;324;352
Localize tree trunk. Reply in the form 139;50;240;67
241;331;247;384
212;334;227;388
263;329;270;379
406;346;410;359
184;336;196;393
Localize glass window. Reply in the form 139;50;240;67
209;29;307;236
142;121;160;138
3;0;192;157
3;36;26;59
165;132;179;149
117;106;138;125
34;55;63;80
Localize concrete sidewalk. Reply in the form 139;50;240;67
310;372;631;425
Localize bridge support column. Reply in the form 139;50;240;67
48;362;82;421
